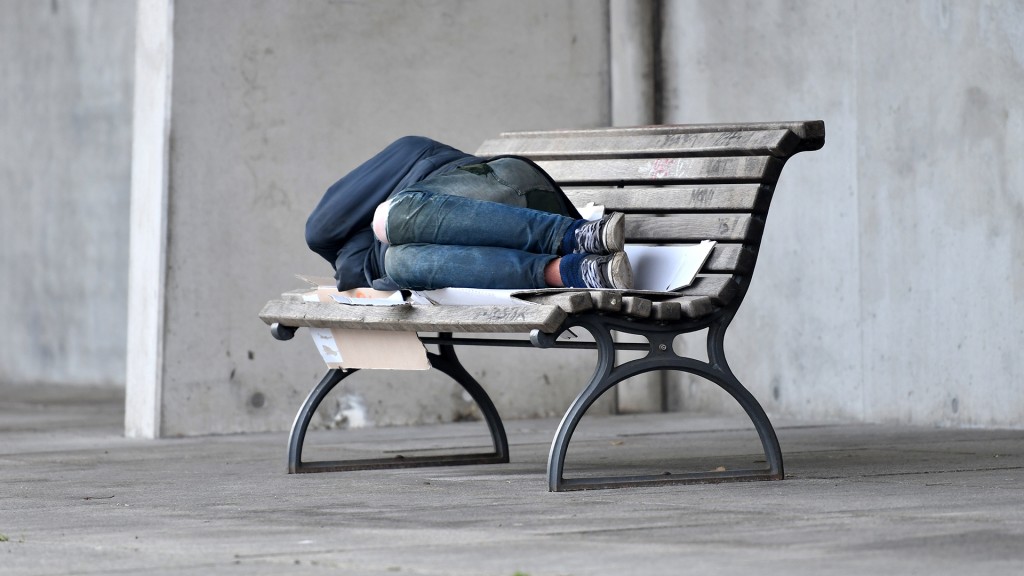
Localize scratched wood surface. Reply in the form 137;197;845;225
562;184;771;213
477;121;825;158
476;129;798;160
536;156;782;185
259;300;566;333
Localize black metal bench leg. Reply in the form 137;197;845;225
287;368;355;473
707;313;784;481
546;315;783;491
430;343;510;464
288;342;508;474
546;316;617;491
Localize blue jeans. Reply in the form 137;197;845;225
380;158;576;290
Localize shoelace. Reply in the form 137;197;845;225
579;256;609;289
575;219;605;254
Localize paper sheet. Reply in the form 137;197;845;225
624;240;717;291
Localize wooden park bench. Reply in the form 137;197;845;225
259;121;825;491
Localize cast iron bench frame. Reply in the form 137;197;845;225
260;121;825;491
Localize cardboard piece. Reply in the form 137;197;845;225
297;278;430;371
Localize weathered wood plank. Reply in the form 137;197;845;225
668;296;717;319
703;244;756;274
259;300;567;334
621;296;653;318
673;276;739;306
650;300;682;321
536;157;782;185
477;130;799;160
590;291;624;312
625;214;764;243
487;120;824;149
563;184;770;213
650;296;719;321
513;291;594;313
491;119;827;140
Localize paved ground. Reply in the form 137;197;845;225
1;383;1022;575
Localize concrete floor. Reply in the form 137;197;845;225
1;383;1022;576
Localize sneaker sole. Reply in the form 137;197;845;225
606;251;634;290
602;212;626;253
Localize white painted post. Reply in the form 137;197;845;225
125;0;174;438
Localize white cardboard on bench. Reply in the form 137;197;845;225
295;277;430;371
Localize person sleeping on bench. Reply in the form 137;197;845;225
304;136;633;292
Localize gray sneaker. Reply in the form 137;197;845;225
580;252;633;290
574;212;625;254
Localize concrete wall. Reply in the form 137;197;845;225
662;0;1024;428
14;0;1020;434
0;0;135;387
128;0;612;437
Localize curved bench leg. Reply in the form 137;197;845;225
288;368;354;473
289;344;509;474
430;343;510;463
547;315;783;491
706;312;784;481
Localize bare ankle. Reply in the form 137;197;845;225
544;257;564;287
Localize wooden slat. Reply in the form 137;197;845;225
650;300;682;321
621;296;652;319
656;296;717;320
536;157;782;185
476;129;799;160
703;244;756;274
626;214;764;243
480;121;825;156
563;184;770;213
513;291;594;313
590;291;624;312
674;276;739;306
259;300;566;334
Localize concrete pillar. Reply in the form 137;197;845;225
610;0;657;126
609;0;665;414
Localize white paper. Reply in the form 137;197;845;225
624;241;717;291
414;288;528;306
309;327;344;365
332;291;408;306
577;202;605;221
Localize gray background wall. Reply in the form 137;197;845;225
663;0;1023;428
149;0;612;436
3;0;1021;435
0;0;135;387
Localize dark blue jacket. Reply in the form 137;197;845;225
305;136;482;290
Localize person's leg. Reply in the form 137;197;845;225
384;244;556;289
384;189;574;255
384;245;634;290
379;189;627;256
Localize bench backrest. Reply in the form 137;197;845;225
476;121;825;317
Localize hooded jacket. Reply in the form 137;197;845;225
305;135;580;291
305;136;481;290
